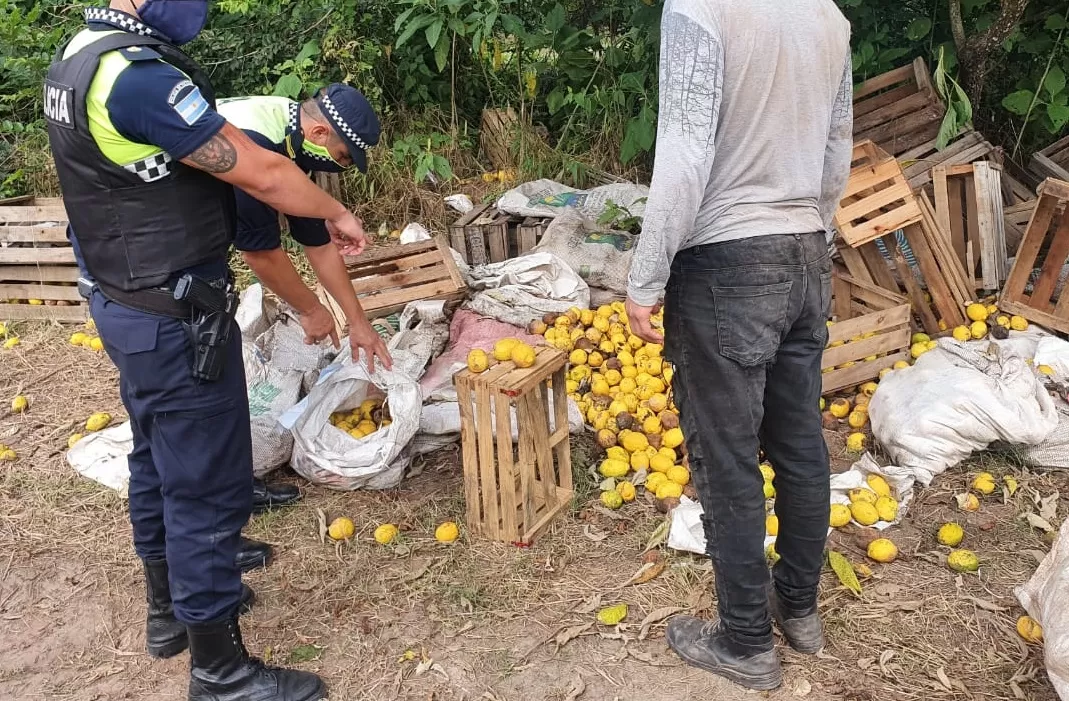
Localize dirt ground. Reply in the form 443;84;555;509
0;320;1063;701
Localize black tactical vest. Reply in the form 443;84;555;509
45;30;235;292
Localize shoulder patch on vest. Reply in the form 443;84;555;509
118;45;162;61
43;79;75;130
168;81;208;126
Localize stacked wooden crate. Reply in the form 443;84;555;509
448;204;548;266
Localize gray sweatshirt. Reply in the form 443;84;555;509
627;0;854;306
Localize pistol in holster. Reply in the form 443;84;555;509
173;274;238;382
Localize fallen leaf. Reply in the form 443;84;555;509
792;678;812;697
582;525;610;543
316;508;328;544
1040;491;1059;522
934;667;953;691
642;550;664;565
643;519;670;552
828;551;862;596
1010;681;1025;699
965;596;1007;612
626;647;655;663
1025;512;1055;533
288;644;324;664
575;594;603;614
628;561;666;586
857;657;875;670
594;505;630;521
563;675;586;701
414;657;448;680
872;582;904;598
638;606;685;640
400;558;433;584
555;623;593;648
878;649;895;677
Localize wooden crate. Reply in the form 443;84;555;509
903;193;971;328
821;303;913;394
1029;134;1069;183
898;130;995;191
853;58;946;157
1005;199;1038;254
0;197;87;323
834;140;923;247
454;345;573;545
448;204;546;265
932;162;1008;290
1000;178;1069;334
316;238;466;330
831;269;909;320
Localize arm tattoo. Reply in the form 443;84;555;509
186;132;237;173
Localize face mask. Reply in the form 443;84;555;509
295;136;347;174
138;0;210;45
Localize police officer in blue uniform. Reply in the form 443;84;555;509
216;89;392;370
44;2;367;698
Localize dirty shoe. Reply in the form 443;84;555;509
665;615;782;691
769;588;824;654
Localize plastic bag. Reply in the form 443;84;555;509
869;339;1059;486
290;356;421;490
66;421;134;496
1016;517;1069;700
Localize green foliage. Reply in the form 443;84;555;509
596;198;646;235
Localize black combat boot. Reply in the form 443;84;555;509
187;617;327;701
144;559;256;659
768;587;824;654
235;537;274;573
144;559;189;659
665;615;782;691
252;478;302;515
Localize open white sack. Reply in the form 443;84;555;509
1017;518;1069;700
463;251;590;328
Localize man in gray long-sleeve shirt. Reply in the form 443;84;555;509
625;0;853;691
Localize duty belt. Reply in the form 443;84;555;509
94;279;194;318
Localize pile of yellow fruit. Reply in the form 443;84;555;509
823;322;917;370
952;301;1028;343
465;338;538;373
821;382;882;453
68;318;104;352
329;397;392;440
524;303;687;507
827;474;900;530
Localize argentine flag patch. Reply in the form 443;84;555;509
169;82;208;126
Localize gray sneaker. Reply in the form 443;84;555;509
768;588;824;654
665;615;782;691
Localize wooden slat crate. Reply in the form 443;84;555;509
853;58;946;157
316;238;466;330
448;204;547;266
903;193;971;328
454;345;573;545
831;269;909;320
1005;199;1038;254
834;140;923;248
0;197;87;323
1000;178;1069;335
898;129;996;191
821;303;913;394
932;162;1008;290
1029;134;1069;183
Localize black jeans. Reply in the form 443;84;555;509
664;233;831;651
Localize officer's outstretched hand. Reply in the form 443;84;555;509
350;318;393;374
326;211;367;257
300;302;340;348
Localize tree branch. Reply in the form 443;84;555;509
948;0;966;55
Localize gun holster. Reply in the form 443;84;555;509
173;274;237;382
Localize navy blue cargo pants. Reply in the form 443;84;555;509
91;291;252;624
664;232;832;652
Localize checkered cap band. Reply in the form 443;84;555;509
84;8;159;38
288;102;334;162
320;94;369;151
124;151;173;182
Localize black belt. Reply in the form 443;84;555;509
96;280;193;319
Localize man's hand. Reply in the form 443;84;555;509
325;211;366;257
299;302;340;347
626;297;664;344
348;317;393;373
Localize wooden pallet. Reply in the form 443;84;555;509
454;345;573;545
834;141;923;247
0;197;87;322
932;163;1008;290
904;192;971;327
898;130;995;191
1005;199;1038;255
448;204;547;266
853;58;946;157
836;234;940;333
316;238;466;330
1000;178;1069;334
831;270;909;321
1029;134;1069;183
821;303;913;394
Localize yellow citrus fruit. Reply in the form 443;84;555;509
642;416;662;435
328;517;356;541
662;427;684;449
830;503;852;527
958;493;980;512
986;303;999;315
851;501;879;526
0;448;16;462
766;514;779;536
937;522;964;547
616;481;637;502
348;427;367;439
893;360;911;370
630;451;650;472
606;446;629;463
85;412;112;432
875;495;898;522
569;349;588;366
996;315;1011;328
1017;615;1043;644
645;472;667;494
759;463;775;482
649;454;674;474
70;332;88;347
829;399;851;418
67;433;83;449
866;474;892;498
763;481;776;499
10;395;28;414
970;321;988;340
947;549;979;572
846;432;866;452
848;410;868;429
1039;364;1055;376
357;420;377;435
912;332;931;344
621;432;649;454
910;341;929;359
1010;315;1029;332
766;542;779;564
667;465;690;486
860;382;879;397
657;447;677;463
867;538;898;563
2;337;19;350
951;325;971;342
966;303;988;322
493;338;519;361
604;369;623;387
511;342;536;368
849;488;878;505
89;337;104;352
600;490;624;509
435;521;460;543
656;481;684;500
972;472;997;495
599;459;630;478
597;603;628;626
1004;475;1019;496
466;349;489;373
374;524;399;544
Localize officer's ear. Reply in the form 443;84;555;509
306;122;333;146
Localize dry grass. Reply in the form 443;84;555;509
0;321;1063;700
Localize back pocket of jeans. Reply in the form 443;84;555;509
711;281;793;367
